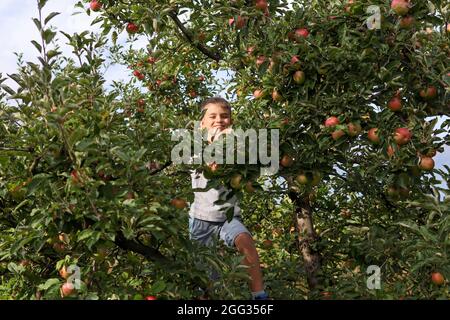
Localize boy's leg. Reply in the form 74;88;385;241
234;233;265;293
219;217;265;295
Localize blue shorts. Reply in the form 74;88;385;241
189;216;251;247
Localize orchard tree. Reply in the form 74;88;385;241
0;0;449;299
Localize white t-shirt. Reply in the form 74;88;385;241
189;170;241;222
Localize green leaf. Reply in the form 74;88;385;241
44;12;60;25
38;0;48;10
33;18;42;32
31;40;42;53
43;29;57;44
150;280;166;294
77;229;95;241
38;278;60;291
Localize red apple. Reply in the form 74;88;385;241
230;174;243;189
198;75;205;82
399;16;415;28
419;157;434;171
256;55;266;67
170;198;187;209
133;70;144;80
391;0;410;16
189;90;197;98
332;130;345;140
368;128;380;144
59;266;70;280
255;0;268;11
145;296;157;300
263;239;273;248
253;89;264;99
246;46;256;55
293;70;305;84
387;145;396;157
295;28;309;39
347;123;362;137
60;282;75;298
280;155;294;167
229;16;246;29
126;22;139;34
290;55;300;65
324;116;340;127
431;272;445;286
272;89;282;101
137;98;145;107
419;86;437;100
296;174;309;185
388;96;402;111
394;127;412;145
147;56;157;64
89;0;102;11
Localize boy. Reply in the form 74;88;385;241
189;97;269;300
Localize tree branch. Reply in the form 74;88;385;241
167;11;221;62
114;232;175;269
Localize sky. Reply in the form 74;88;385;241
0;0;448;183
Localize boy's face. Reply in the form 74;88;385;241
200;103;232;132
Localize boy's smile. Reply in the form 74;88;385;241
201;103;232;133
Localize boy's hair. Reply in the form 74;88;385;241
200;97;232;119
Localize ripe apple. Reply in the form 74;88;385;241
399;16;414;28
229;15;246;29
230;174;243;189
126;22;139;34
58;232;69;243
391;0;410;16
189;90;197;98
419;157;434;171
293;70;305;84
60;282;75;298
280;155;294;167
245;181;256;193
262;239;273;248
431;272;445;286
253;89;264;99
419;86;437;100
368;128;380;144
133;70;144;80
347;123;362;137
388;96;402;111
290;55;300;65
137;98;145;107
272;89;282;101
170;198;187;209
295;28;309;39
70;170;82;185
198;75;205;82
331;130;345;140
246;46;256;55
59;266;70;280
147;56;157;64
387;145;396;157
387;186;399;198
145;296;157;300
324;116;340;127
256;55;266;67
296;174;308;185
89;0;102;11
394;127;412;145
255;0;268;11
398;187;410;199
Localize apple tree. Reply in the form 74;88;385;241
1;0;449;299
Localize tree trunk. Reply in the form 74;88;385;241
289;191;322;289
